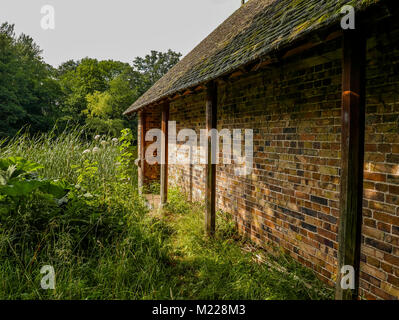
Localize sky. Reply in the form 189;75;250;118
0;0;240;67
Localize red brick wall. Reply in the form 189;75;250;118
144;21;399;300
169;92;207;201
138;106;161;184
360;18;399;299
167;38;343;287
216;38;343;286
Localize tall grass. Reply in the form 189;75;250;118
0;127;333;300
163;189;334;300
0;126;122;184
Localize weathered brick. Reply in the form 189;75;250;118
387;154;399;164
384;253;399;267
364;172;387;182
361;271;382;287
140;23;399;300
377;222;391;233
387;275;399;287
364;189;385;202
311;195;328;206
301;207;318;217
361;262;387;281
370;284;397;300
389;185;399;195
365;237;393;253
373;211;399;225
382;262;394;274
301;222;317;233
376;183;389;192
381;283;399;298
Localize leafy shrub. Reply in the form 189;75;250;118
0;128;170;299
0;157;70;241
0;157;68;200
0;127;332;300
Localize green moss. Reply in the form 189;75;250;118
290;20;312;39
131;0;383;111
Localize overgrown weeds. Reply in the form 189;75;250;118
0;127;333;300
162;188;334;300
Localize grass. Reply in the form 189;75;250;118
0;127;333;300
0;126;120;183
156;189;333;300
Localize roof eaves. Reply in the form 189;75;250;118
123;0;380;116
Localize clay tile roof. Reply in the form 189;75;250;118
124;0;380;115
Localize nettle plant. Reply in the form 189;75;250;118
0;157;69;204
115;128;135;183
71;160;99;200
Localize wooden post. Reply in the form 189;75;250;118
160;102;169;208
138;111;146;194
205;81;217;237
335;28;366;300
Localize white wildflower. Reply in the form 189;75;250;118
82;149;91;155
94;135;101;141
112;138;119;145
92;147;100;154
100;140;108;147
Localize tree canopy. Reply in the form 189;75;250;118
0;23;61;137
0;22;182;138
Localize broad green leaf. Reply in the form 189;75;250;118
38;180;70;199
1;180;42;196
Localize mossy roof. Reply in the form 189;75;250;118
124;0;380;115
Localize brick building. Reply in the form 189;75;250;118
124;0;399;300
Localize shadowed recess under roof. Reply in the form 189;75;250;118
124;0;380;115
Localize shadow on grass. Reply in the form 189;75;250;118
158;196;334;300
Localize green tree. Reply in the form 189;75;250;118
0;23;61;137
83;67;139;136
133;49;182;96
77;50;182;137
58;58;129;125
57;59;80;77
0;20;182;139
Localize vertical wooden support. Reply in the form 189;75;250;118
336;28;366;300
160;102;169;208
138;111;146;194
205;81;217;237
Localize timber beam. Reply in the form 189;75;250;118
160;102;169;208
335;27;366;300
205;81;217;237
138;110;146;194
